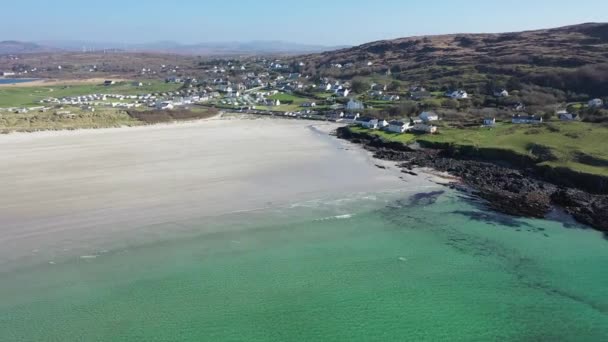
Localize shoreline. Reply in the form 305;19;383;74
0;77;129;88
336;126;608;233
0;118;440;270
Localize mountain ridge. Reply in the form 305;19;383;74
0;40;348;55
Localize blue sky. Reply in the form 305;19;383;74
3;0;607;45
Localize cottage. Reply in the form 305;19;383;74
356;117;379;129
133;82;144;87
343;113;360;122
319;83;332;91
301;102;317;108
157;101;174;110
588;98;604;108
387;120;413;133
419;111;439;122
104;80;115;86
512;114;543;124
411;123;438;134
378;119;389;129
557;110;579;121
446;90;469;99
346;99;364;111
336;88;350;97
483;118;496;126
382;95;400;101
493;89;509;97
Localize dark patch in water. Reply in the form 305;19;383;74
407;191;445;207
447;232;608;316
453;210;532;228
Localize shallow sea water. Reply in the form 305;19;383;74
1;190;607;341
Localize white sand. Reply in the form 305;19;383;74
0;118;439;268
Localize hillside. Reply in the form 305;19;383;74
0;41;59;54
297;23;608;98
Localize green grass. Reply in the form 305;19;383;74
0;81;181;108
349;126;417;143
427;122;608;176
268;93;309;103
254;104;302;112
348;122;608;177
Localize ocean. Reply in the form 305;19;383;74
0;189;607;341
0;78;36;85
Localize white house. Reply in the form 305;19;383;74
346;99;364;111
588;98;604;108
411;123;438;134
356;117;379;129
378;119;389;128
512;114;543;124
302;102;317;107
382;95;400;101
493;89;509;97
336;88;350;97
483;118;496;126
318;83;332;91
157;101;174;110
447;90;469;99
557;110;579;121
387;120;413;133
419;111;439;122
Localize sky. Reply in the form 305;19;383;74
2;0;607;46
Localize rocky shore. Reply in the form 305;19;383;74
337;126;608;233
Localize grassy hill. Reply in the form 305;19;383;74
297;23;608;100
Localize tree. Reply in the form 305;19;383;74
351;79;370;94
442;99;459;109
388;80;401;92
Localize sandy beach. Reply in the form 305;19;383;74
0;118;440;268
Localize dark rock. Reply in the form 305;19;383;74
337;126;608;233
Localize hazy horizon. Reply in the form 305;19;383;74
2;0;607;46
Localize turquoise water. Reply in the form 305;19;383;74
1;190;607;341
0;78;37;85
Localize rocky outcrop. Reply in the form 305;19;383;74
551;189;608;231
336;126;608;233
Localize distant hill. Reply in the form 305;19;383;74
0;41;60;54
32;40;348;55
297;23;608;97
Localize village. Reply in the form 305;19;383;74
1;55;606;136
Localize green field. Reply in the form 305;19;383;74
349;126;417;143
260;92;318;112
268;92;316;104
349;122;608;177
0;81;181;108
